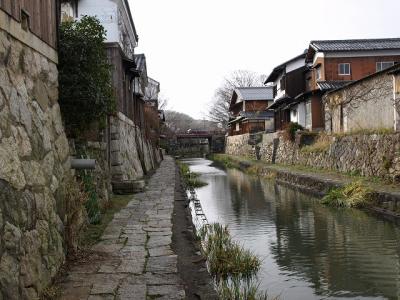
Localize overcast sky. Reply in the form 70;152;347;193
129;0;400;119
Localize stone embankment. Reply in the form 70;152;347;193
212;154;400;219
226;132;400;182
59;157;186;299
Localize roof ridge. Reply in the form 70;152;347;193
311;37;400;43
236;86;272;89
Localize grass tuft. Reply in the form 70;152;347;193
322;181;373;208
178;161;208;188
300;133;331;154
197;223;278;299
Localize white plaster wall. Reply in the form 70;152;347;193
286;57;305;73
77;0;137;58
297;102;306;128
274;73;285;100
77;0;119;43
290;107;298;123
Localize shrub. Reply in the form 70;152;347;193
59;16;115;135
282;122;303;142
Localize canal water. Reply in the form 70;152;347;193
183;158;400;300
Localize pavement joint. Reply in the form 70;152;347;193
59;157;185;300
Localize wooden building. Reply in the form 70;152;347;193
228;87;274;135
265;52;307;130
0;0;59;50
298;38;400;131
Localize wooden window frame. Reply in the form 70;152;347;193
338;63;351;76
376;61;394;72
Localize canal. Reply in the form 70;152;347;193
183;158;400;300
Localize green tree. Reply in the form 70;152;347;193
58;16;115;135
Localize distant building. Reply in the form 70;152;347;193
228;87;274;135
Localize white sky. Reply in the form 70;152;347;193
129;0;400;119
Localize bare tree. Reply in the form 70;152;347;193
208;70;266;128
158;94;169;110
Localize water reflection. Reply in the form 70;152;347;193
182;158;400;300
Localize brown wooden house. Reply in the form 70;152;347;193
265;52;307;131
228;87;274;135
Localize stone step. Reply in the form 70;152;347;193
112;180;146;194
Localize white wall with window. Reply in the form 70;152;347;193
338;63;351;75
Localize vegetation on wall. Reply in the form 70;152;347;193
282;122;303;142
322;181;373;208
58;16;115;135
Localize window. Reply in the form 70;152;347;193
235;123;240;132
315;67;321;80
338;63;351;75
376;61;394;72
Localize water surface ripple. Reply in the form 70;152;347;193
183;158;400;300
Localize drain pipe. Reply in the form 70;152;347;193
71;159;96;170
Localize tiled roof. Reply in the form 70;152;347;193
265;51;307;83
239;111;274;120
235;87;274;101
310;38;400;52
317;81;354;91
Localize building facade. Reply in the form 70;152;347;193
324;64;400;133
61;0;162;187
299;38;400;131
265;52;307;130
228;87;274;135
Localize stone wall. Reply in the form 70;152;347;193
227;132;400;181
69;139;111;207
110;112;162;182
225;133;254;158
0;29;78;299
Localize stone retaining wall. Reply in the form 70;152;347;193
0;29;78;299
226;132;400;181
110;113;162;182
225;133;255;158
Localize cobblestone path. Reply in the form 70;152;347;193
59;157;186;299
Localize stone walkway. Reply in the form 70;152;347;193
59;157;186;300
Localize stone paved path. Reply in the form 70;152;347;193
59;157;186;300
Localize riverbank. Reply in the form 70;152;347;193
57;156;216;299
210;154;400;220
